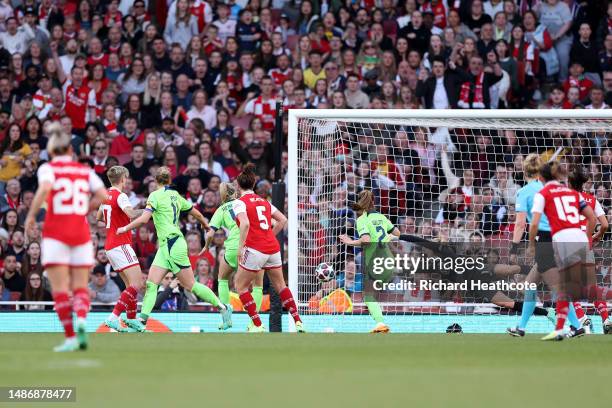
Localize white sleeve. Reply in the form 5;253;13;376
244;99;255;114
87;89;97;108
594;199;605;218
37;163;55;185
89;170;105;193
270;204;278;215
232;200;246;216
532;193;545;214
117;192;131;211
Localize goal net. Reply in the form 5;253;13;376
288;110;612;333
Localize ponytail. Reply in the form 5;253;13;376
567;164;588;191
539;160;564;182
46;122;71;157
353;190;375;214
156;166;172;186
237;163;257;190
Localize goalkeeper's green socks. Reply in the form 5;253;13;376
252;286;263;312
218;279;230;304
365;301;384;324
192;282;223;309
139;281;159;322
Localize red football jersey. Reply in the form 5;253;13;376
63;81;96;130
232;192;280;254
579;192;605;246
532;182;586;236
38;156;105;246
102;187;133;250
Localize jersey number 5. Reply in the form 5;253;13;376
553;196;579;224
256;206;269;230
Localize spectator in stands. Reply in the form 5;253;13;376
0;208;20;239
538;0;573;81
488;164;519;205
416;56;462;108
19;271;52;310
1;254;25;293
344;73;369;108
195;258;214;289
0;123;32;184
155;272;188;311
6;229;26;262
21;241;42;280
134;225;156;270
89;269;121;306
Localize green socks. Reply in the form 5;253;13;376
365;300;384;324
192;282;222;308
139;280;159;321
252;286;263;312
218;279;230;304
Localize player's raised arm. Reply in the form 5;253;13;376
118;209;152;234
189;206;210;230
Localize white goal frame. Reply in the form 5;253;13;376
287;109;612;332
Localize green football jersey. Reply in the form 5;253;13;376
145;187;193;243
209;200;239;251
356;212;395;243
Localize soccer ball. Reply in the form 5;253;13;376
316;262;335;282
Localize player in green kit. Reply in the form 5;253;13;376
203;182;264;329
117;167;232;331
340;190;400;333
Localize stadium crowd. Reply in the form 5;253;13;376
1;0;612;309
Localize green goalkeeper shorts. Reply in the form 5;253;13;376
152;234;191;274
224;247;238;270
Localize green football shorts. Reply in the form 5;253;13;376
224;247;238;270
152;235;191;274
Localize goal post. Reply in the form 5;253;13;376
288;109;612;333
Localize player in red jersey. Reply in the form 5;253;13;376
232;164;305;332
529;161;596;341
566;167;612;334
25;124;107;352
96;166;145;332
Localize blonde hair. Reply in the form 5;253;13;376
107;166;129;185
353;190;375;214
219;182;237;203
523;153;541;180
46;122;71;157
155;166;172;185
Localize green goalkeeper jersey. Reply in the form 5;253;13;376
209;200;239;251
356;212;395;243
145;187;193;243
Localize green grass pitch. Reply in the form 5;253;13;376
1;333;611;408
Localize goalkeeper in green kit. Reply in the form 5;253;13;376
204;182;264;330
339;190;400;333
117;167;232;331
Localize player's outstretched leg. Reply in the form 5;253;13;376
593;301;612;333
177;268;232;330
507;289;537;337
106;285;139;332
542;300;568;341
267;266;305;332
52;291;79;352
365;298;389;333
